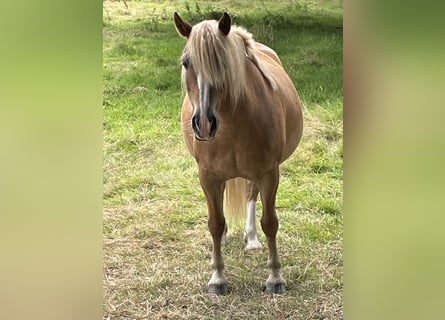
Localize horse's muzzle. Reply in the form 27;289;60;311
192;114;218;141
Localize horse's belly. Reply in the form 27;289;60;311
282;104;303;162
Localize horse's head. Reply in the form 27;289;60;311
174;12;233;141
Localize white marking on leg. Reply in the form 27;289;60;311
245;200;262;250
208;270;227;286
208;249;227;292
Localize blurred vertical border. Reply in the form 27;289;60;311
345;0;445;319
0;0;102;319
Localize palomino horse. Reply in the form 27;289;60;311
174;12;303;295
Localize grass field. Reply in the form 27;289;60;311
103;0;343;319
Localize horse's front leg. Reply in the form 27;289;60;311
259;168;286;294
199;171;228;295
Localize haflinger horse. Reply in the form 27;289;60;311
174;12;303;295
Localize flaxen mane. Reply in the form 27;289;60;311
181;20;277;106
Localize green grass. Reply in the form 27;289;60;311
103;0;342;319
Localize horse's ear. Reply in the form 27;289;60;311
174;12;192;38
218;12;231;36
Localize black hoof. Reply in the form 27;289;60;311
265;282;286;294
208;283;228;295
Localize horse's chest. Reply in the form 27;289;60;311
194;138;278;180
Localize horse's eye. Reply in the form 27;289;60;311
182;58;190;69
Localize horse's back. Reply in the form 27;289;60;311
255;42;283;67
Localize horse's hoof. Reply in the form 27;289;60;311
245;239;262;251
208;283;228;295
265;282;286;294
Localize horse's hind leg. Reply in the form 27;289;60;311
245;181;262;250
199;171;228;295
259;168;286;294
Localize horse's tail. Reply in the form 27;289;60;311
224;178;247;222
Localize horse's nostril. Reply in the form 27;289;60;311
191;115;202;139
209;116;218;137
192;115;200;131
